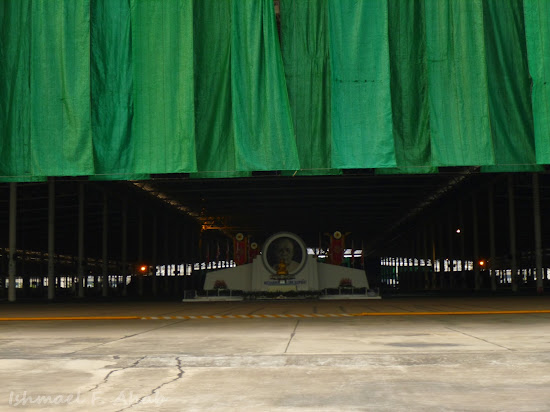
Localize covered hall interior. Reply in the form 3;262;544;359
1;0;550;301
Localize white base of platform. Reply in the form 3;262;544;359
319;295;382;300
182;296;244;302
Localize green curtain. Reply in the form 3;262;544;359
425;0;494;166
2;1;550;182
231;0;299;172
380;0;435;175
481;0;541;172
328;0;396;169
31;1;93;177
130;0;196;174
524;0;550;165
192;0;248;178
279;0;339;176
91;0;138;178
0;0;36;181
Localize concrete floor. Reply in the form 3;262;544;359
1;297;550;411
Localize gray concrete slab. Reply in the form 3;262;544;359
1;297;550;411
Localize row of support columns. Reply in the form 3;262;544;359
5;181;198;302
388;173;546;294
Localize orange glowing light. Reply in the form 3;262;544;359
140;265;147;272
479;260;485;266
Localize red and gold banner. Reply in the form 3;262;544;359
233;233;248;265
329;231;345;266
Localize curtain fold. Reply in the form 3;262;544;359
30;1;93;177
0;0;37;181
192;0;249;178
231;0;300;171
280;0;339;176
425;0;494;166
380;0;435;175
91;0;141;179
523;0;550;164
328;0;396;169
130;0;197;174
481;0;541;172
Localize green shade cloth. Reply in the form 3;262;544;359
425;0;493;166
30;1;93;177
524;0;550;164
130;0;197;174
231;0;299;171
481;0;541;173
382;0;435;175
280;0;339;176
1;0;549;182
328;0;396;169
0;0;33;179
91;0;135;176
192;0;248;179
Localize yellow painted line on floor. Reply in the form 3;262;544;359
0;316;140;321
137;309;550;320
2;310;550;322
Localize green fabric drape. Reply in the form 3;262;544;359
192;0;248;178
130;0;196;174
280;0;339;176
425;0;494;166
31;1;93;177
0;0;36;181
328;0;396;169
481;0;541;172
231;0;299;171
524;0;550;164
91;0;140;179
2;1;550;182
380;0;435;175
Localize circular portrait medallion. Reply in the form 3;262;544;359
262;232;307;276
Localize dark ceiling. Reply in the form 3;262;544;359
1;168;550;266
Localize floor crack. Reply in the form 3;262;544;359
86;356;147;394
115;357;184;411
445;326;514;351
284;320;300;354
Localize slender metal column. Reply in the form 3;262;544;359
102;193;109;297
8;183;17;302
48;178;55;300
488;184;496;291
472;195;480;291
431;223;436;290
138;208;144;297
121;198;128;297
533;173;543;294
78;182;85;297
508;175;518;292
459;203;465;288
422;224;429;290
152;214;158;297
447;209;454;288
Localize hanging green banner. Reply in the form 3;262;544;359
328;0;396;169
280;0;339;176
425;0;494;166
481;0;540;172
30;1;93;177
523;0;550;164
192;0;248;178
91;0;137;178
130;0;197;174
383;0;435;174
0;0;34;181
231;0;300;171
